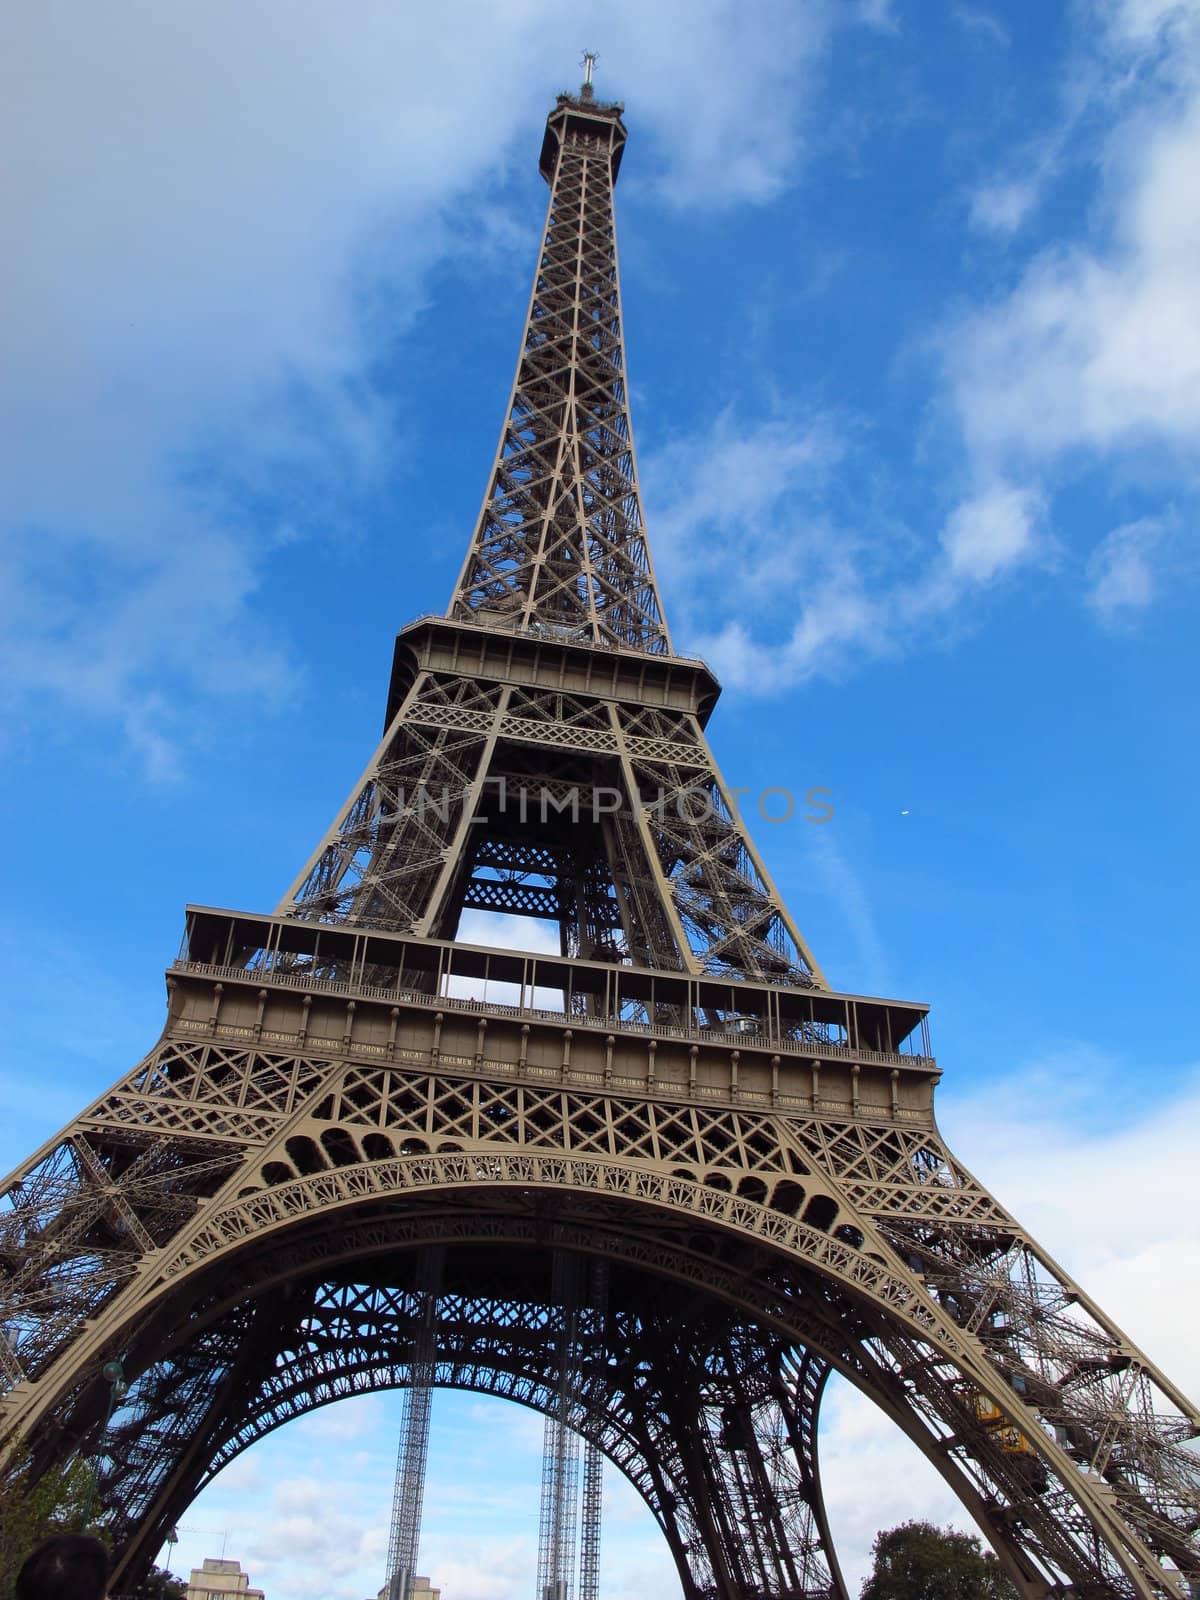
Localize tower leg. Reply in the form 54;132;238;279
538;1252;582;1600
385;1246;444;1600
578;1259;609;1600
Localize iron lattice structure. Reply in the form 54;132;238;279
3;76;1200;1600
384;1246;443;1600
578;1258;608;1600
538;1252;583;1600
535;1252;608;1600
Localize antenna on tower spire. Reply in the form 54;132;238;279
580;50;598;100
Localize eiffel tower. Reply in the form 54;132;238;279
3;70;1199;1600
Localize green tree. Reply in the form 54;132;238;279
0;1452;184;1600
0;1458;98;1599
126;1566;188;1600
860;1520;1018;1599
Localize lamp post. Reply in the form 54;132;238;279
81;1358;128;1529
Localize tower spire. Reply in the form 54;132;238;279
580;50;597;101
448;80;670;655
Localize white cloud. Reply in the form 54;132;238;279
647;408;845;596
447;912;563;1007
945;5;1200;468
807;827;893;993
939;482;1041;581
646;409;878;689
821;1380;967;1594
604;1;843;208
1101;0;1200;47
3;1;882;770
691;581;880;694
961;28;1095;240
648;413;1043;691
952;5;1012;47
969;176;1041;234
455;912;561;953
1086;515;1166;615
297;1395;388;1443
929;0;1200;632
853;0;901;32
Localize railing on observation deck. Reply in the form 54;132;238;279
174;905;936;1074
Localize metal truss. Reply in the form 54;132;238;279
276;667;823;985
385;1245;443;1600
538;1251;582;1600
578;1258;608;1600
3;1013;1198;1595
56;1243;848;1600
271;74;822;987
3;75;1200;1600
449;90;669;655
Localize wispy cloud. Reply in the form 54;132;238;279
951;4;1011;48
936;481;1042;582
968;175;1043;235
1086;515;1169;616
945;3;1200;467
964;80;1085;239
646;409;1045;691
853;0;901;34
647;406;846;605
3;2;889;773
675;0;1200;695
806;828;892;993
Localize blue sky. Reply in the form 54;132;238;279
3;1;1199;1596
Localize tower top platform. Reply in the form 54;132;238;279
539;92;627;184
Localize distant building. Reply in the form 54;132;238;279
373;1579;440;1600
186;1558;264;1600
